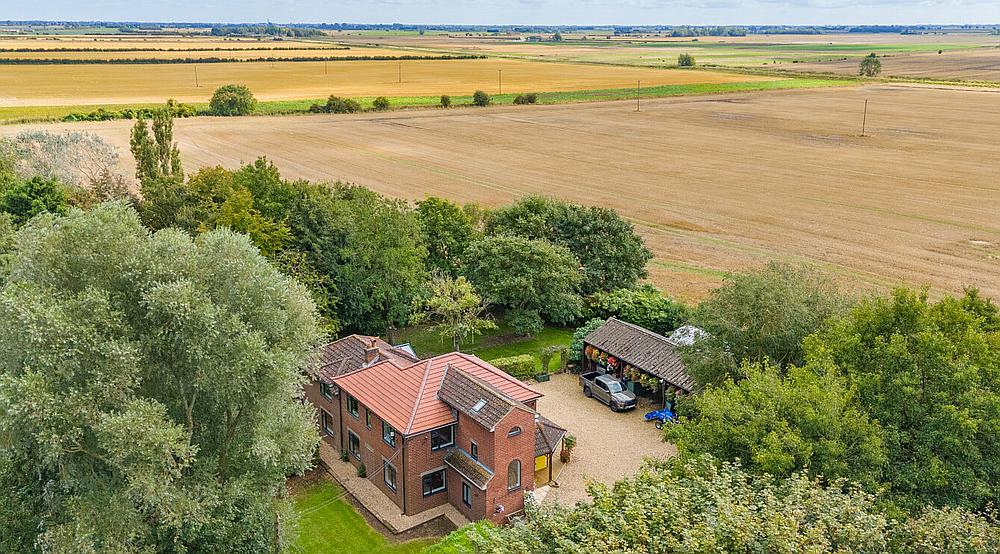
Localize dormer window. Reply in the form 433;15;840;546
507;426;522;437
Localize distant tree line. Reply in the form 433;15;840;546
0;54;483;65
210;24;325;37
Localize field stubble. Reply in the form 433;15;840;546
5;85;999;301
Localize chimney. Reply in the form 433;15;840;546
364;338;379;365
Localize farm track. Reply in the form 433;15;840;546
5;84;1000;301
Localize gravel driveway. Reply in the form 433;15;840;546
533;373;677;505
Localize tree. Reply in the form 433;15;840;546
677;53;696;66
332;185;427;339
0;130;124;191
569;317;605;362
0;176;68;225
416;196;478;276
0;203;321;551
314;95;361;114
586;284;686;336
487;196;652;294
807;288;1000;511
465;455;1000;553
473;90;491;107
130;106;183;186
372;96;391;111
859;52;882;77
683;262;848;387
463;235;582;336
414;274;496;351
666;360;886;487
440;94;452;108
209;84;257;116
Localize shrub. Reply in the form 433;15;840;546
859;52;882;77
209;84;257;116
357;463;366;478
440;94;452;108
570;318;605;363
372;96;391;111
513;92;538;105
489;354;536;381
340;450;349;462
677;53;696;67
472;90;491;107
324;95;361;114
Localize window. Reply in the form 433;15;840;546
462;482;472;507
347;395;359;418
365;408;372;429
507;459;521;491
384;460;397;491
507;426;522;437
470;441;478;460
348;430;360;459
382;421;397;447
320;382;334;400
321;410;335;436
422;469;446;496
607;381;623;394
430;425;454;451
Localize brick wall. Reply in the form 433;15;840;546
483;408;536;524
341;394;406;512
402;429;452;515
447;466;486;521
304;379;341;450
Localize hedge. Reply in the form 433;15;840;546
489;354;536;381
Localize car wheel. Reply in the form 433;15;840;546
583;387;592;398
655;421;664;430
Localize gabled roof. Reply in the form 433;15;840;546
333;352;542;436
584;318;695;392
438;366;534;432
309;335;419;384
534;415;567;457
444;448;494;490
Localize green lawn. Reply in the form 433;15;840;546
292;480;436;554
395;324;574;372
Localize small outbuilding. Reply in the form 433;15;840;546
582;318;696;404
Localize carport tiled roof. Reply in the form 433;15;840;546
308;335;418;384
438;366;534;432
584;318;695;392
444;448;494;490
534;415;567;457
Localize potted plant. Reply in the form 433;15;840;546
357;463;367;478
340;450;349;463
560;434;577;463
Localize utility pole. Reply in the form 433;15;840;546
194;65;199;88
861;99;868;137
635;80;640;112
498;69;503;94
398;62;402;84
325;61;328;75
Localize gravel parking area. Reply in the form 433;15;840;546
533;373;676;505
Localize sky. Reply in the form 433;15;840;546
7;0;1000;26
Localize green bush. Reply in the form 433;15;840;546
513;93;538;105
489;354;536;380
357;463;366;478
372;96;391;111
570;318;605;363
472;90;491;107
209;84;257;116
677;53;696;67
323;95;362;114
440;94;452;108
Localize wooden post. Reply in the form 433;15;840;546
398;62;401;83
861;99;868;137
194;65;199;88
635;80;640;112
498;69;503;94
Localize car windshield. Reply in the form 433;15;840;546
607;381;623;393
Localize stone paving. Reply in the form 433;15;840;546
318;441;469;534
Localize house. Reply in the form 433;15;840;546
305;335;565;524
582;318;696;401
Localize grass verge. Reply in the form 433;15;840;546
0;77;851;124
293;480;435;554
395;324;573;372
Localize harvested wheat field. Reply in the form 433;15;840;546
8;84;1000;301
788;48;1000;83
0;58;767;107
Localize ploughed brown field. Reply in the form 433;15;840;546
7;84;1000;301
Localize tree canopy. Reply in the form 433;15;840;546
209;84;257;116
416;196;479;276
585;284;686;336
0;203;321;552
463;235;582;335
486;195;652;294
683;262;848;387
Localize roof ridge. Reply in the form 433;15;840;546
405;359;434;434
450;365;518;407
608;317;678;345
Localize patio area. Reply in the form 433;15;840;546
532;373;677;505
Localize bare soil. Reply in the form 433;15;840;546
7;84;1000;301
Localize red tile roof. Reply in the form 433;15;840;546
333;352;542;436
